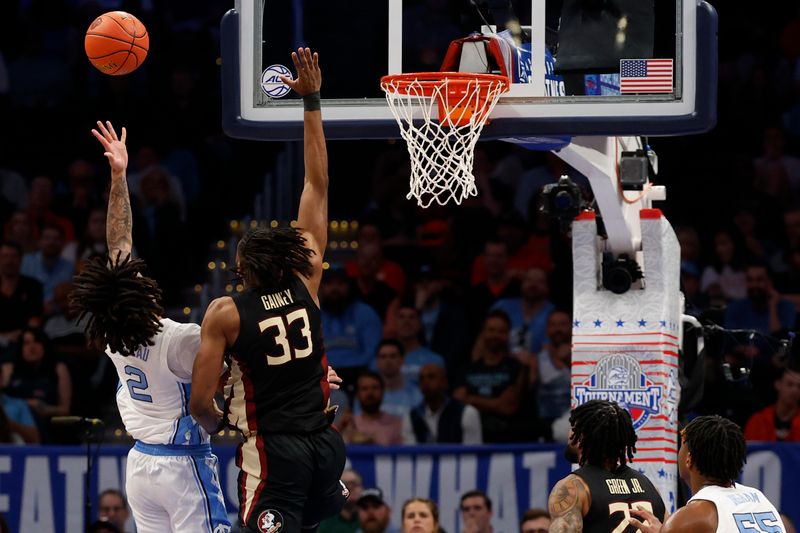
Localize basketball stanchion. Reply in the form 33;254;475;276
381;72;508;208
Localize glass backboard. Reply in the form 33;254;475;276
221;0;717;141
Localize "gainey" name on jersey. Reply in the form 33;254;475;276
261;289;295;311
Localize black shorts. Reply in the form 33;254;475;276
239;426;347;533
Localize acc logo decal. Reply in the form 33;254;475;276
574;353;662;429
261;64;292;98
258;509;284;533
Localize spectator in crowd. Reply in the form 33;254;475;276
97;489;131;533
744;368;800;441
753;127;800;203
1;327;71;439
0;388;40;444
394;304;445;386
519;509;550;533
772;209;800;275
681;261;708;317
0;166;27;216
471;213;552;284
356;488;399;533
700;228;749;302
21;223;74;312
774;247;800;307
321;266;383;389
459;490;493;533
353;241;399;322
62;207;108;268
0;240;42;351
725;263;796;336
492;267;555;356
24;176;75;242
401;498;439;533
402;363;482;444
321;468;364;533
535;310;573;437
340;371;403;446
363;339;422;418
346;222;406;296
454;310;525;443
4;210;37;253
466;239;521;334
676;226;702;273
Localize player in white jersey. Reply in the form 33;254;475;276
629;415;786;533
71;121;232;533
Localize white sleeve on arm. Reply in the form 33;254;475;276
461;404;483;444
167;322;202;381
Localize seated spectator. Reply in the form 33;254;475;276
536;311;573;428
466;239;521;334
359;340;421;418
700;228;749;302
321;468;364;533
402;363;482;444
24;176;75;242
340;371;402;446
0;166;27;216
4;210;37;253
356;488;400;533
62;207;109;269
352;242;399;321
1;327;72;439
753;127;800;203
0;241;43;351
454;310;525;443
744;369;800;441
491;267;555;356
725;263;796;336
321;266;383;390
771;208;800;274
21;223;75;312
345;222;406;296
0;381;40;443
97;489;131;533
519;509;550;533
459;490;493;533
394;305;445;386
401;498;439;533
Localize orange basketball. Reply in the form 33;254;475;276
85;11;149;76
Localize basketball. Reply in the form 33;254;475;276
85;11;149;76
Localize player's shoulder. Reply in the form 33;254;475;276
549;473;591;507
662;500;717;533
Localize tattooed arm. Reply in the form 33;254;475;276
548;474;590;533
91;121;132;262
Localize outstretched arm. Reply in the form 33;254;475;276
92;121;131;262
548;474;590;533
190;297;237;433
280;48;327;299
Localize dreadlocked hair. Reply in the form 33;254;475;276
236;227;314;287
570;400;638;469
70;253;163;357
682;415;746;485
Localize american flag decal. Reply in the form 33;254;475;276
619;59;674;93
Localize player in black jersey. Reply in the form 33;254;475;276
548;400;666;533
190;48;348;533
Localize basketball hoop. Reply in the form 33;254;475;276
381;72;509;208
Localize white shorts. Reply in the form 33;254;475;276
126;442;231;533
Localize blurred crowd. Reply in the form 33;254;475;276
0;1;799;454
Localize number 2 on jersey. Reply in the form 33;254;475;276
124;365;153;403
259;308;313;365
609;501;654;533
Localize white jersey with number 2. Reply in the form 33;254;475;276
688;483;785;533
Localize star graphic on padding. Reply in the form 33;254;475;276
659;320;667;328
658;468;666;478
616;319;625;327
594;319;602;327
638;319;647;327
573;319;580;327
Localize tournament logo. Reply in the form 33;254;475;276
573;353;662;429
258;509;284;533
261;64;293;98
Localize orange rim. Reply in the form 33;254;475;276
380;72;510;97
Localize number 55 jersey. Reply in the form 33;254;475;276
689;483;786;533
224;276;330;436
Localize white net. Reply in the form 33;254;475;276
381;74;508;208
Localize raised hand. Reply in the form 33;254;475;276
279;47;321;97
91;120;128;178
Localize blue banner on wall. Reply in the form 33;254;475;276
0;443;797;533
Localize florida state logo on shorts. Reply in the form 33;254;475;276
258;509;284;533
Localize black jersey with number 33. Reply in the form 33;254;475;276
574;464;666;533
224;276;329;435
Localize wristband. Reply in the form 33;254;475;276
303;91;321;112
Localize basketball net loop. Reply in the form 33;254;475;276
381;73;509;208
